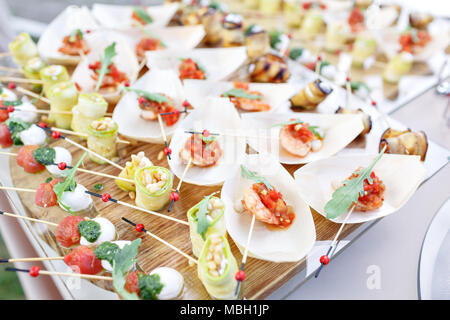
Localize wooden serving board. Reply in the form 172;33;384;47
9;135;362;299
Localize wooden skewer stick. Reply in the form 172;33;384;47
51;127;131;145
157;113;171;160
0;210;58;227
0;65;24;74
5;267;113;281
16;87;50;104
0;186;36;193
234;213;256;297
1;256;64;263
345;74;351;109
367;94;391;128
315;205;356;278
168;157;192;212
315;54;322;77
86;191;189;226
0;76;43;84
0;152;134;184
122;217;197;265
0;52;12;58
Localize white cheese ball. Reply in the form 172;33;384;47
59;184;93;213
0;87;17;101
46;147;72;177
150;267;184;300
80;217;116;246
10;98;37;123
19;124;47;146
101;240;133;272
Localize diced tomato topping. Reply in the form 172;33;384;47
35;181;59;208
90;61;129;89
234;82;249;90
16;145;46;173
58;33;90;56
56;215;84;248
0;102;9;122
64;245;103;275
179;58;205;80
0;124;12;148
135;37;164;60
124;271;141;296
288;121;315;143
348;8;364;32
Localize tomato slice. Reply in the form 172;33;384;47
64;245;103;275
0;105;9;123
0;124;13;148
125;271;141;296
16;145;46;173
56;215;84;248
35;182;58;208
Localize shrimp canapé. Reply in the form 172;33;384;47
135;37;165;60
343;169;386;212
179;58;206;80
279;119;323;157
221;82;271;112
138;93;180;126
179;134;222;167
58;29;90;56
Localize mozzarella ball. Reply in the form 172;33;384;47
19;124;47;146
46;147;72;177
80;217;116;246
59;184;93;213
150;267;184;300
10;98;37;123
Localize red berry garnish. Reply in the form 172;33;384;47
57;162;67;170
135;224;145;232
123;81;130;87
170;192;179;202
173;109;181;116
7;82;16;90
202;129;210;137
302;2;312;9
138;96;147;105
182;100;190;108
101;193;111;202
7;106;14;113
74;82;82;91
38;122;48;128
29;266;40;277
163;147;172;156
317;55;322;61
320;255;330;265
371;100;377;106
346;77;351;82
86;29;91;34
52;131;60;139
320;3;327;10
287;33;292;39
235;270;245;281
88;63;95;70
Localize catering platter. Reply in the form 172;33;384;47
0;0;449;300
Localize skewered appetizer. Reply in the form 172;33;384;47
8;32;39;67
131;6;154;26
116;152;153;192
23;57;46;91
221;82;270;112
187;193;226;257
87;117;119;164
3;117;47;147
58;29;90;57
16;145;72;177
325;20;352;53
134;166;173;211
47;81;79;129
0;86;17;102
379;128;428;161
398;28;431;55
71;93;108;137
335;107;372;136
135;37;165;61
197;234;238;300
300;9;325;40
276;119;324;157
244;25;270;60
179;58;206;80
382;52;413;84
351;34;377;68
221;14;244;47
179;133;223;167
201;7;223;45
290;79;333;110
178;4;208;26
250;53;290;83
39;65;70;97
7;98;38;123
64;245;103;275
409;12;434;30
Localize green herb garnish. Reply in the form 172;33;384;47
33;147;55;165
307;125;323;139
350;81;370;93
69;29;83;43
222;88;263;100
94;241;120;265
94;183;104;191
45;177;53;183
324;146;386;219
133;7;153;24
138;273;164;300
269;30;284;49
78;220;101;243
53;152;87;214
196;191;220;240
271;119;323;139
112;239;141;300
289;47;304;61
319;61;331;73
244;24;256;36
5;117;31;145
95;42;117;92
180;58;206;73
122;87;172;104
240;165;273;190
3;100;23;107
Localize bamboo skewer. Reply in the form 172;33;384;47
1;256;64;263
315;205;356;278
235;213;256;297
0;52;12;58
5;267;113;281
122;217;197;265
16;87;50;104
51;127;131;145
368;94;391;128
0;210;58;227
0;186;36;193
0;76;43;84
168;157;192;212
0;65;24;74
157;113;171;160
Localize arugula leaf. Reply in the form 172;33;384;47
33;147;56;165
78;220;101;243
112;239;141;300
138;273;164;300
307;125;323;139
94;241;120;265
69;29;83;43
53;152;87;214
122;87;172;104
95;42;117;92
133;7;153;24
241;165;273;190
289;47;304;60
195;191;219;240
5;117;31;145
324;146;386;219
244;24;256;36
270;119;303;128
222;88;263;100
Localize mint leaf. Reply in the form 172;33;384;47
95;42;117;92
240;165;273;190
69;29;83;43
269;30;283;49
324;146;386;219
222;88;262;100
112;239;141;300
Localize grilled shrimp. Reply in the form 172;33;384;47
229;96;271;112
241;188;279;225
279;126;312;157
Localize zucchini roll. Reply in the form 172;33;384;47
8;32;38;67
197;234;238;300
48;81;79;129
135;166;173;211
116;152;153;192
382;52;413;84
87;117;119;164
221;14;245;48
245;26;270;60
250;53;290;83
23;57;46;91
71;93;108;138
379;128;428;161
290;79;333;110
351;34;377;68
187;195;226;258
39;65;70;97
300;9;325;40
201;8;223;46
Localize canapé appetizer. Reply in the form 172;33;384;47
221;14;244;47
71;93;108;137
398;28;431;54
23;57;46;91
134;166;173;211
290;79;333;110
409;12;434;30
116;152;153;192
351;34;376;68
250;53;290;83
335;107;372;136
382;52;413;84
179;133;223;167
276;119;324;157
244;25;270;60
179;58;206;80
379;128;428;161
8;32;38;67
221;82;270;112
39;65;70;97
58;29;90;57
135;37;165;61
47;81;79;129
86;117;119;164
